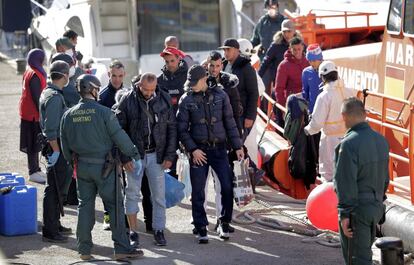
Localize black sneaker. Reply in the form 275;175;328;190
129;231;140;248
42;233;68;243
58;225;72;235
197;227;209;244
154;230;167;246
215;220;235;233
192;227;198;235
218;222;230;240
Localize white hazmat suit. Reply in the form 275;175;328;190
304;79;355;181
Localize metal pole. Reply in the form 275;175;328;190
30;0;48;13
409;106;414;204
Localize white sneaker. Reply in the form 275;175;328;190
37;171;47;178
29;171;46;184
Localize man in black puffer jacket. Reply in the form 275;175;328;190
220;39;258;141
157;47;188;114
114;73;177;247
206;51;243;135
177;65;244;244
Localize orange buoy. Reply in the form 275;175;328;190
306;182;339;232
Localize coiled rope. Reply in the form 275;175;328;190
233;192;341;248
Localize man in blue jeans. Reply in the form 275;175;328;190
115;73;177;247
177;65;244;243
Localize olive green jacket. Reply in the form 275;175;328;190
60;98;139;163
39;83;67;140
333;122;390;219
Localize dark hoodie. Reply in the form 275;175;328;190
223;55;258;121
274;50;309;106
157;60;188;114
207;71;243;135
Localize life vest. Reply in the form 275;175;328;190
19;68;47;122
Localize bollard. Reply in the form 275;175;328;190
375;237;404;265
15;58;26;75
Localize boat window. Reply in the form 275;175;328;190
137;0;220;55
404;0;414;34
387;0;402;33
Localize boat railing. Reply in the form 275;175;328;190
257;90;414;205
363;90;414;205
285;9;379;30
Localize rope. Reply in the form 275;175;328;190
233;192;341;248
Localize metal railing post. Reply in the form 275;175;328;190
409;106;414;204
388;158;395;193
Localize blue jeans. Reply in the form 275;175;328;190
190;147;233;229
125;152;166;230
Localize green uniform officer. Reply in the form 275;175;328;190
39;60;72;243
334;97;389;265
60;74;143;261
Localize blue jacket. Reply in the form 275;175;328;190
98;82;122;109
177;84;242;152
301;66;322;113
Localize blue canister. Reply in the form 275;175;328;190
0;185;37;236
0;173;25;186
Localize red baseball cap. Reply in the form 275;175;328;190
160;47;186;58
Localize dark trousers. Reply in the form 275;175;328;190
65;178;78;205
239;116;258;171
76;163;132;255
141;173;153;229
27;151;41;175
190;147;233;229
20;119;41;175
64;166;78;205
260;70;274;112
42;153;70;237
339;202;384;265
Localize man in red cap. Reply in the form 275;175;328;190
164;36;194;67
157;46;188;114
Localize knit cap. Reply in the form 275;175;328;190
306;44;323;61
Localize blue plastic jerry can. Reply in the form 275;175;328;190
0;178;19;189
0;172;25;186
0;185;37;236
